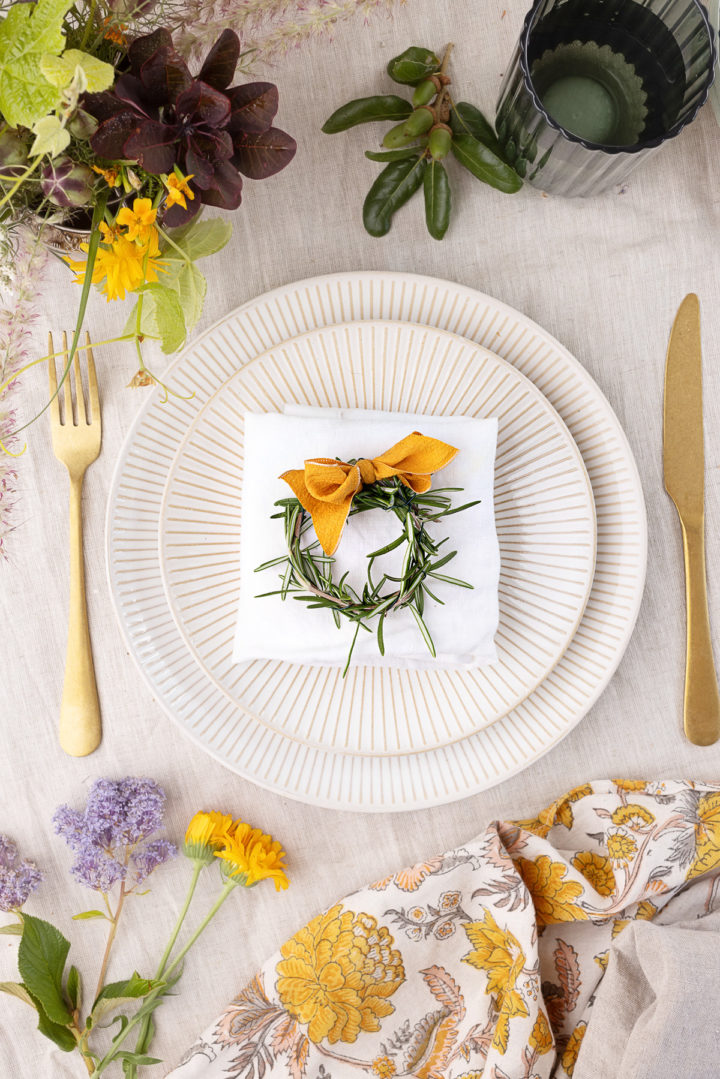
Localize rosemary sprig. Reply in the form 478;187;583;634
255;477;480;675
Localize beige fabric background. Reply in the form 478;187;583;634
2;0;720;1073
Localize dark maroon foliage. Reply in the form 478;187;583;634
85;28;296;225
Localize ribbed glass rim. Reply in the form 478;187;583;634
519;0;716;154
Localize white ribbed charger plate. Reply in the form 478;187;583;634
157;321;595;757
106;271;647;811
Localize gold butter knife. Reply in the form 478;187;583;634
663;293;720;745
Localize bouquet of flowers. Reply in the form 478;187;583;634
0;0;295;388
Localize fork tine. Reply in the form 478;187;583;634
61;331;73;424
85;333;99;425
48;332;60;424
74;336;86;424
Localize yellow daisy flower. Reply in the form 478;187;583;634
215;821;289;890
184;810;234;864
606;831;638;865
116;197;158;243
165;171;196;210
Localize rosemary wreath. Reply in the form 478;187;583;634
254;475;479;674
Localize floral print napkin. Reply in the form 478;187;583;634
168;779;720;1079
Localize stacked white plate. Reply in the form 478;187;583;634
106;272;647;811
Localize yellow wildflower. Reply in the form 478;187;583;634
606;831;638;865
117;197;157;243
92;163;120;187
571;851;616;897
165;171;195;210
611;804;655;829
184;811;233;864
215;821;289;890
276;904;404;1044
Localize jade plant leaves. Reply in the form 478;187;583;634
0;0;73;127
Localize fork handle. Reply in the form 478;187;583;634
681;520;720;746
59;475;101;756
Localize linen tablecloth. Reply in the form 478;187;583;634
3;0;720;1073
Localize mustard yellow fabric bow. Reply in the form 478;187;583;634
279;431;458;556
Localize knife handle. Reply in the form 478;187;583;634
681;520;720;745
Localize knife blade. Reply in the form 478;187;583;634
663;293;720;745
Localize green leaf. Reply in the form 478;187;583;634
362;156;427;237
124;284;186;354
161;259;206;333
365;147;422;162
66;966;81;1012
449;101;509;162
17;914;72;1026
29;113;70;158
92;972;164;1026
24;987;75;1052
322;95;412;133
72;909;108;921
40;49;114;92
0;982;36;1006
162;217;232;261
451;133;523;193
0;0;73;127
0;923;23;935
387;47;440;86
423;159;451;240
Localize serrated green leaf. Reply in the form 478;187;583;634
72;909;108;921
0;982;36;1006
92;973;164;1027
40;49;114;91
66;966;81;1011
0;922;23;935
17;914;72;1027
25;987;76;1052
423;159;451;240
29;113;70;158
124;284;186;354
162;218;232;261
362;156;427;237
161;259;206;332
451;133;523;193
0;0;73;127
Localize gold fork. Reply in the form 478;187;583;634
49;331;102;756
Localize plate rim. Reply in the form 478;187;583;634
154;317;597;755
105;271;647;811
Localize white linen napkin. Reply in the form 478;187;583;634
232;408;499;669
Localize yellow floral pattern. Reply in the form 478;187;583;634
175;781;720;1079
275;904;404;1044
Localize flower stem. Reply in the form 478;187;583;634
0;159;42;213
94;884;128;1002
79;0;98;50
91;879;237;1076
128;861;204;1068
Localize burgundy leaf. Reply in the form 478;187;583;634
140;47;192;107
176;81;231;128
124;121;179;174
128;28;173;74
227;82;278;135
198;159;243;209
112;74;156;117
162;196;201;228
82;90;129;123
232;126;296;179
183;137;217;187
197;28;240;91
90;114;142;160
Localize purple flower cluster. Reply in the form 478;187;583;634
53;777;176;893
0;833;43;911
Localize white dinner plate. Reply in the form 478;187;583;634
155;321;596;756
106;272;646;811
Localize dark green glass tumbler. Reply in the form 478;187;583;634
496;0;715;195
